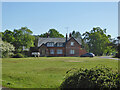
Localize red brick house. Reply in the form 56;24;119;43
37;34;87;57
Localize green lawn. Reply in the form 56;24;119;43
2;57;118;88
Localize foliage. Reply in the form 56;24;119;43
2;27;35;53
82;27;114;56
12;53;24;58
71;31;82;39
39;29;64;38
14;27;35;52
2;30;15;44
0;39;15;58
60;65;120;89
33;35;39;47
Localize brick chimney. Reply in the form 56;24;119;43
66;33;68;42
69;33;72;38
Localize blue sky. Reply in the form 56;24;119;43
2;2;118;38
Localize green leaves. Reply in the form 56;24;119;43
82;27;113;56
2;27;35;53
39;29;64;38
0;39;15;57
60;65;120;89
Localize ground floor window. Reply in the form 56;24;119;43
57;49;63;54
70;50;75;54
50;49;54;54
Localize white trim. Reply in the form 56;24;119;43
50;49;54;54
71;42;74;46
57;49;63;54
47;42;54;47
70;50;75;54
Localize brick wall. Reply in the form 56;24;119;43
47;47;65;57
79;49;87;56
65;38;81;56
38;37;87;57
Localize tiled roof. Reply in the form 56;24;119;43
38;37;82;47
74;38;82;45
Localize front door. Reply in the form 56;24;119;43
41;49;46;56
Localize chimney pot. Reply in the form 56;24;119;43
69;33;72;38
66;33;68;42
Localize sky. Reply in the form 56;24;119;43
2;2;118;38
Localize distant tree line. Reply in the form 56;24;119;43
1;26;118;57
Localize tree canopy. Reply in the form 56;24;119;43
82;27;114;56
39;29;64;38
2;27;35;53
71;31;82;39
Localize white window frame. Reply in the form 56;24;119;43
47;42;54;47
50;49;54;54
71;42;74;46
70;50;75;54
57;49;63;54
57;43;63;47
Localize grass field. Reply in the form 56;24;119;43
2;57;118;88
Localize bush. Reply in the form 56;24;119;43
12;53;24;58
60;65;120;89
114;53;120;58
1;40;15;58
21;51;30;57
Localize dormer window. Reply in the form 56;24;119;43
57;43;63;47
47;42;54;47
71;42;74;46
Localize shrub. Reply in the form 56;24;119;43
60;65;120;89
1;40;15;58
12;53;24;58
114;53;120;58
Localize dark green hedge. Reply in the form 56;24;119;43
60;65;120;89
12;53;24;58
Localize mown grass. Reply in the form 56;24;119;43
2;57;118;88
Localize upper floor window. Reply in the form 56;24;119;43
57;43;63;47
47;42;54;47
57;49;63;54
50;49;54;54
71;42;74;46
70;50;75;54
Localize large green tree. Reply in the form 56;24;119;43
2;27;35;53
82;27;113;56
2;30;15;44
13;27;35;52
39;29;64;38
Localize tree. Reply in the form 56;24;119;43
107;37;118;56
33;35;39;47
0;39;15;57
2;27;35;53
13;27;35;53
82;27;113;56
2;30;15;44
71;31;82;39
39;29;64;38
